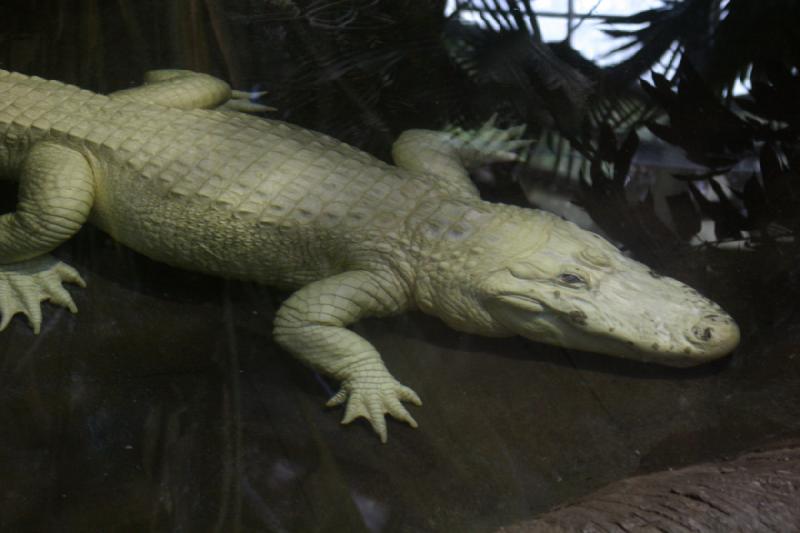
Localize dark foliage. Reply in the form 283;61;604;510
643;65;755;172
550;0;800;256
444;22;595;136
601;0;713;91
643;61;800;247
574;125;688;260
270;0;460;154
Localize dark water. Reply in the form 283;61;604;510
1;1;799;531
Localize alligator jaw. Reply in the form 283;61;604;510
486;295;739;367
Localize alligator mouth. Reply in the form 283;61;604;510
495;293;544;313
620;320;739;366
492;294;739;366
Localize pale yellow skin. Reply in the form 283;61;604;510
0;69;739;442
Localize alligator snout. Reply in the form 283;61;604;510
688;314;740;357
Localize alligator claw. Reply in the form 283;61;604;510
231;89;269;100
55;262;86;288
0;256;85;334
450;116;533;165
327;375;422;443
222;87;277;114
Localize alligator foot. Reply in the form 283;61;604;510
0;255;86;333
451;113;533;164
326;372;422;443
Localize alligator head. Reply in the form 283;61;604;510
414;203;739;367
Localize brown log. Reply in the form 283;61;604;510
498;443;800;533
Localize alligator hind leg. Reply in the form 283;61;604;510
111;70;273;113
391;115;531;197
0;142;93;332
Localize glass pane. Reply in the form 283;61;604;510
2;2;794;532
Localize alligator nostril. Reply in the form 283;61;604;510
691;319;716;342
688;313;740;357
693;326;713;341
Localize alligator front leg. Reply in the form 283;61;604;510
391;115;532;197
0;142;93;332
273;270;421;443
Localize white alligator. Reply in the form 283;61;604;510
0;69;739;441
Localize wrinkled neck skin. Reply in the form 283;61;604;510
406;198;541;336
407;199;740;367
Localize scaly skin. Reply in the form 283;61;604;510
0;69;740;442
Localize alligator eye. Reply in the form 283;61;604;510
558;273;586;286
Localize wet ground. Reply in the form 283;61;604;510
1;225;799;532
